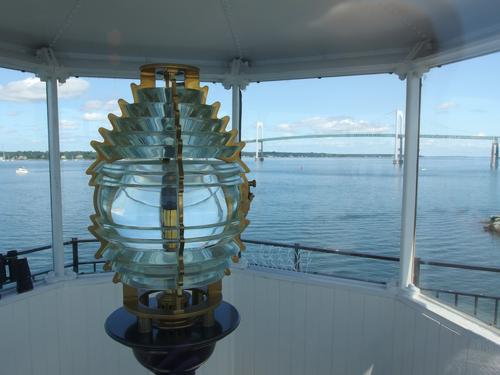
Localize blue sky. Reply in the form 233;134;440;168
0;52;499;156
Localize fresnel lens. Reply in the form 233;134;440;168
88;64;254;374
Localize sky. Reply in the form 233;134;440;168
0;52;499;156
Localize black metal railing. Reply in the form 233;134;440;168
420;287;500;325
1;237;499;326
242;239;500;326
0;238;106;292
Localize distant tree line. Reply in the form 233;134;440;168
240;151;392;158
1;150;392;160
0;151;97;160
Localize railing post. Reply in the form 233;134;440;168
71;237;79;274
5;250;32;294
293;243;300;272
413;257;421;286
6;250;18;282
494;299;499;326
0;254;6;289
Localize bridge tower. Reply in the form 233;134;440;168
491;138;499;168
393;110;404;165
255;121;264;161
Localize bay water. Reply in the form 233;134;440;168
1;157;499;321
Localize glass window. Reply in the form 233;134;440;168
58;77;136;270
417;53;500;326
0;68;51;273
240;75;406;284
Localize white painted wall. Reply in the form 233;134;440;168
0;275;233;375
227;268;500;375
0;269;499;375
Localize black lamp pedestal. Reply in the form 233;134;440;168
105;301;240;375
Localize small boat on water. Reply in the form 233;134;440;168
15;167;29;175
485;216;500;234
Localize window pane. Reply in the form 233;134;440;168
417;53;500;326
241;75;405;284
58;77;135;270
0;69;51;273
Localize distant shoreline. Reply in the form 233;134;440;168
0;151;96;161
0;151;490;160
241;152;393;158
0;150;394;160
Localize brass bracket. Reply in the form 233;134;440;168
122;281;222;330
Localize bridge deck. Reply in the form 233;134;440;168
244;133;500;143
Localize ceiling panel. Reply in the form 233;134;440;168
0;0;499;80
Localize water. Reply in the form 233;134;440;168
1;157;499;321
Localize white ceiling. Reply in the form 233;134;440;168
1;0;500;81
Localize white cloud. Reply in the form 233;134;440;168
60;119;79;129
83;112;109;121
0;77;45;101
59;78;90;99
436;101;457;112
83;99;118;112
0;77;89;102
277;116;390;135
82;99;119;122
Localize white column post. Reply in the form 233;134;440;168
231;83;241;142
46;77;65;278
224;58;248;141
399;71;422;290
232;84;241;141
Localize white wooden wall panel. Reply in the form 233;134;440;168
231;270;256;375
198;275;236;375
277;278;297;375
392;301;417;374
466;337;500;374
0;301;15;374
287;281;307;375
56;286;72;375
348;292;365;375
304;284;334;375
411;312;433;375
362;295;394;375
332;288;351;374
12;298;32;375
423;313;442;374
253;276;271;375
0;278;151;375
228;268;500;375
1;269;499;375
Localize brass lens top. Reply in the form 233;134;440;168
140;63;200;88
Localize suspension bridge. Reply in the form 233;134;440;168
245;118;500;167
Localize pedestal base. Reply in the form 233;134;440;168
105;301;240;375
